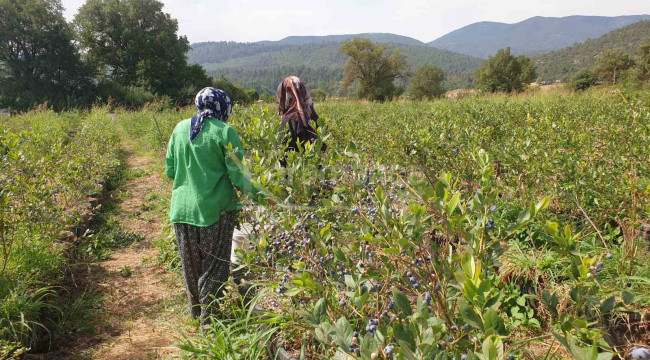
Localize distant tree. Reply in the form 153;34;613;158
517;55;536;83
475;48;534;93
632;39;650;83
340;38;407;101
409;64;445;99
594;49;635;85
212;77;257;104
310;89;327;102
570;69;598;91
75;0;208;103
0;0;93;111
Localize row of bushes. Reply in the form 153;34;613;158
0;109;121;356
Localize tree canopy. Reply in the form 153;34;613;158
408;64;445;100
75;0;209;103
340;38;407;101
475;48;535;93
0;0;93;110
631;39;650;84
594;49;635;84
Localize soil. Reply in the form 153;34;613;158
27;147;190;360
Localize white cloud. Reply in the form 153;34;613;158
61;0;650;43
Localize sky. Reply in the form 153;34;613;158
60;0;650;44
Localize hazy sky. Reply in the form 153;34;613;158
60;0;650;44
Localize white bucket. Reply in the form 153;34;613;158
231;223;253;264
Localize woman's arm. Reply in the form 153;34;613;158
165;133;175;180
223;126;266;203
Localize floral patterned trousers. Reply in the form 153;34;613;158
173;211;237;326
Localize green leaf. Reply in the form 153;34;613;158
393;323;416;350
397;340;418;360
313;298;328;323
446;192;461;216
482;337;498;360
459;299;483;331
344;275;356;289
392;288;413;316
483;308;507;335
599;296;616;314
541;290;559;318
622;291;634;305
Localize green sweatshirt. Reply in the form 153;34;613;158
165;117;264;226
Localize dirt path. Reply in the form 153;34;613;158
38;147;190;360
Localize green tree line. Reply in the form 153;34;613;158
0;0;243;112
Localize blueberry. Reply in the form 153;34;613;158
369;318;379;326
424;292;432;304
352;331;359;338
490;205;497;212
339;299;345;306
409;276;417;283
406;271;413;277
384;345;394;355
462;355;467;360
414;282;420;289
354;348;360;356
435;284;442;291
606;253;613;260
388;299;395;310
631;348;650;360
508;355;515;360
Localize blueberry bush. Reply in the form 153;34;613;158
0;108;121;355
125;88;649;359
4;88;649;359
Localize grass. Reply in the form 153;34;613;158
174;286;285;359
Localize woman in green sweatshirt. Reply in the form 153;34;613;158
165;87;267;326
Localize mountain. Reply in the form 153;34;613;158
188;38;482;94
274;33;425;46
533;20;650;82
428;15;650;58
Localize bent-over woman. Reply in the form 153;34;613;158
165;87;266;326
277;76;326;166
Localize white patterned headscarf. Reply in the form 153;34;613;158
190;87;233;142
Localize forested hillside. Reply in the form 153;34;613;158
274;33;425;46
189;42;482;94
533;20;650;82
428;15;650;58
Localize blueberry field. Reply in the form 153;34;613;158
2;89;650;359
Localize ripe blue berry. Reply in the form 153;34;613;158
606;253;613;260
424;292;432;304
384;345;394;355
631;348;650;360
